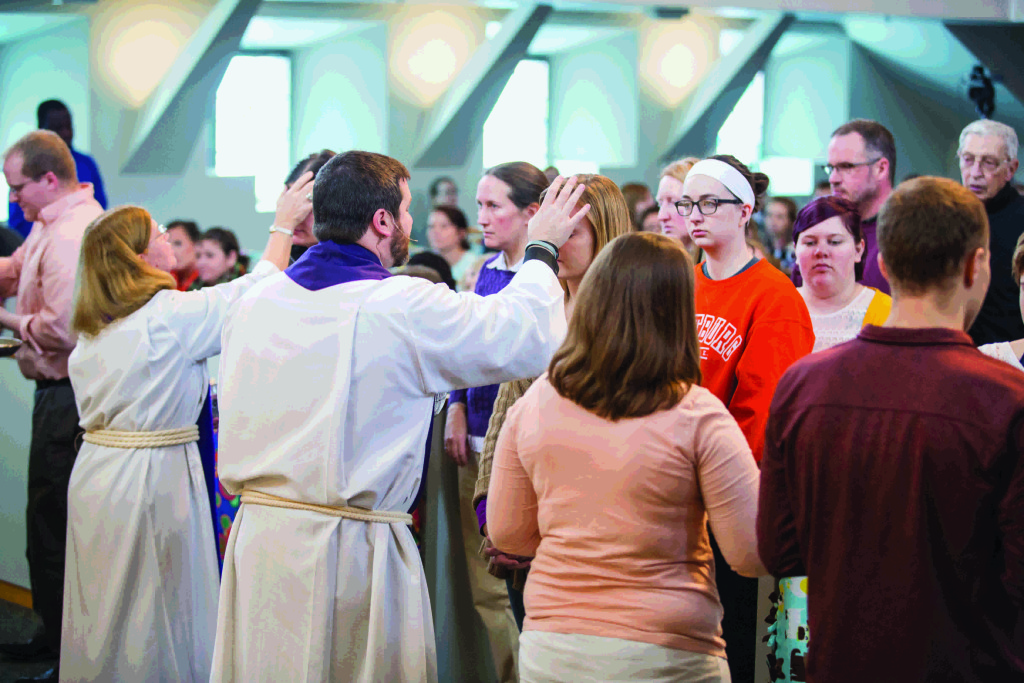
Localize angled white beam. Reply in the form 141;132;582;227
413;3;553;168
661;12;794;162
945;22;1024;115
122;0;262;174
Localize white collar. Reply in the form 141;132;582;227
485;252;523;272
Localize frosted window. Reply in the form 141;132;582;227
757;157;814;196
214;54;291;213
483;59;549;170
552;160;600;176
715;71;764;165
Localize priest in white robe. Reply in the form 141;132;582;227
211;152;590;682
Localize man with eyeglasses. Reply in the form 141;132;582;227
812;119;896;294
958;119;1024;346
0;130;103;681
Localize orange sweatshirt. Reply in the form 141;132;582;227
694;259;814;462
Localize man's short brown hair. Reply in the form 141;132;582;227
877;176;989;295
5;130;76;184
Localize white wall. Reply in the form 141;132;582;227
293;24;389;161
550;31;638;168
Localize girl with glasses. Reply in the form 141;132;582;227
681;154;815;683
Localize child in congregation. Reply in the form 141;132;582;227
191;226;247;289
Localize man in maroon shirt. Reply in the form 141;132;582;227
758;176;1024;682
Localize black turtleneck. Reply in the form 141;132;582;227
969;181;1024;346
289;243;309;265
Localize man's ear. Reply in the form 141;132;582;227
877;252;889;282
963;247;989;289
369;208;392;239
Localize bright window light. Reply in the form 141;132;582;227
483;59;549;171
214;54;291;213
757;157;815;196
552;160;600;176
715;71;764;165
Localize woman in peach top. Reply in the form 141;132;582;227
488;232;765;683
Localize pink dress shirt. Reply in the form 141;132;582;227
0;185;103;380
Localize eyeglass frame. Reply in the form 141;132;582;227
674;197;745;217
957;152;1010;174
822;157;882;177
6;173;47;197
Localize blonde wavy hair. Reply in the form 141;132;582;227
540;174;634;295
72;206;176;337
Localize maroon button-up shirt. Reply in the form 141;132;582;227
758;325;1024;682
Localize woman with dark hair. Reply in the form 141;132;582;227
473;175;634;631
682;154;814;683
794;196;892;352
193;227;246;288
445;161;551;682
488;232;763;682
427;205;477;286
59;177;306;680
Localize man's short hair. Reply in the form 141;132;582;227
5;130;76;184
958;119;1019;162
832;119;897;185
166;219;201;243
312;151;410;245
877;176;989;295
37;99;69;128
286;149;336;186
1012;231;1024;284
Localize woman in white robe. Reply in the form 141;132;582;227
59;180;309;682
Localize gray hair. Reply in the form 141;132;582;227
958;119;1019;161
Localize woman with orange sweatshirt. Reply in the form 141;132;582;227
680;155;814;682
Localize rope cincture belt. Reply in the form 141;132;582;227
240;489;413;525
82;425;199;448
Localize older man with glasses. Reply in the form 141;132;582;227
801;119;897;295
959;119;1024;346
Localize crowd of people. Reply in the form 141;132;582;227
0;100;1023;683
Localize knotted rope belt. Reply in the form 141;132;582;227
240;489;413;525
82;425;199;448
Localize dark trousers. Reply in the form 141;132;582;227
26;379;79;653
505;574;526;632
711;530;758;683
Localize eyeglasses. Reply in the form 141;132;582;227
822;158;881;176
675;197;744;217
958;153;1008;174
6;175;44;196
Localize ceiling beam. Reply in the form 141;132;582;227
121;0;261;174
412;3;553;168
661;11;794;162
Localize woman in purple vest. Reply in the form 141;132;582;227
445;161;549;681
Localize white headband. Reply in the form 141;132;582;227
687;159;755;208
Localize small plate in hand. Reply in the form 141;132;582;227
0;338;22;358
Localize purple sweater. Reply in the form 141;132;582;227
450;255;518;438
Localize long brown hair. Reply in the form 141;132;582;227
548;232;702;421
72;206;176;337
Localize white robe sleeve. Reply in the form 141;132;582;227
158;261;281;362
396;260;567;395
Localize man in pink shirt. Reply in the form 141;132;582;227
0;130;103;676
